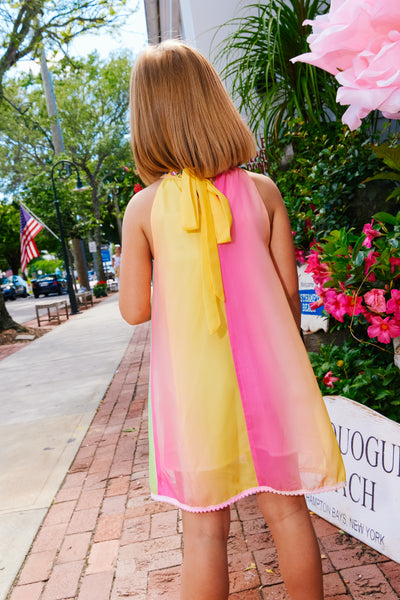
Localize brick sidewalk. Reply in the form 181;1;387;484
8;322;400;600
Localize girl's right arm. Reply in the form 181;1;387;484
119;188;153;325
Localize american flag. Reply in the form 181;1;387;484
20;205;43;272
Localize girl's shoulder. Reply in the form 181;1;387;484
243;170;285;222
124;179;163;223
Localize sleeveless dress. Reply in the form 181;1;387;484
149;167;345;512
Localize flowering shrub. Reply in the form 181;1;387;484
93;281;107;298
309;341;400;421
267;118;381;254
306;211;400;347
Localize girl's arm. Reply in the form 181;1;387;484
248;172;301;330
119;189;153;325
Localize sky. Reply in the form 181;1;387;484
69;0;148;60
16;0;148;75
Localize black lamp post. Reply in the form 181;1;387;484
51;159;86;315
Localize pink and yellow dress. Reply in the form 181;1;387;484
149;167;345;512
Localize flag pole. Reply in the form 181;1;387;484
20;201;60;241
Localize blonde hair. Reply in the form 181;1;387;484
130;41;257;185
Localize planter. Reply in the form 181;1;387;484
306;395;400;563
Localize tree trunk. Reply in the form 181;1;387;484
112;189;122;242
0;293;26;333
72;238;90;289
92;189;106;282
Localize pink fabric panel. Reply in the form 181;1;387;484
215;169;337;491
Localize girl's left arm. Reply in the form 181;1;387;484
119;191;153;325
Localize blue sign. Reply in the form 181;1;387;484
300;289;324;316
101;248;111;263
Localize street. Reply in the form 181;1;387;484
4;293;69;325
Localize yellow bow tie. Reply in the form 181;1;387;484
176;169;232;334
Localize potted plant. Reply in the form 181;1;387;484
93;280;107;298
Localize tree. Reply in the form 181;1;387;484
0;0;131;102
0;201;21;274
216;0;342;141
0;51;135;284
0;0;135;333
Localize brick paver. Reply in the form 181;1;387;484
7;321;400;599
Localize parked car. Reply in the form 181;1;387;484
1;275;29;297
32;274;67;298
1;279;17;301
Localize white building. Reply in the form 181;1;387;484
143;0;248;62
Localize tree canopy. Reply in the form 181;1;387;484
0;50;141;281
0;0;131;101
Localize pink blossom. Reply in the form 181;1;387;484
324;289;347;322
340;293;363;317
387;289;400;317
290;0;400;129
389;257;400;274
364;288;386;313
310;297;324;311
367;315;400;344
305;250;331;285
323;371;339;389
295;247;306;264
362;220;381;248
364;250;380;275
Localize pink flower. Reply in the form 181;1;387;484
364;250;380;275
362;220;381;248
389;257;400;274
290;0;400;129
387;289;400;317
323;371;339;389
134;183;143;194
305;250;331;285
364;288;386;313
324;289;347;322
295;247;306;264
367;315;400;344
340;293;363;317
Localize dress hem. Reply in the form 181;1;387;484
151;481;346;513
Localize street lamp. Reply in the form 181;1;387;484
51;159;87;315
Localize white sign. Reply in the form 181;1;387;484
298;264;328;333
306;395;400;563
88;241;96;253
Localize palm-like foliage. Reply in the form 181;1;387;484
216;1;343;141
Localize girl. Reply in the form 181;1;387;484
119;40;345;600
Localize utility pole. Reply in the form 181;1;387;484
40;50;90;291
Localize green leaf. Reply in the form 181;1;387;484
364;172;400;182
373;212;398;225
355;251;364;267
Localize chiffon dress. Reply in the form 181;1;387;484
149;167;346;513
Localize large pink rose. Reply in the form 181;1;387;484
291;0;400;129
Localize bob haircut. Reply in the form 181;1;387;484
130;40;257;185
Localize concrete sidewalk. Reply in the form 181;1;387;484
0;295;133;600
4;319;400;600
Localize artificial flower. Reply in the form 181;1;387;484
291;0;400;129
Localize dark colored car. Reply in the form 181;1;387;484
1;279;17;301
3;275;29;297
32;274;67;298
